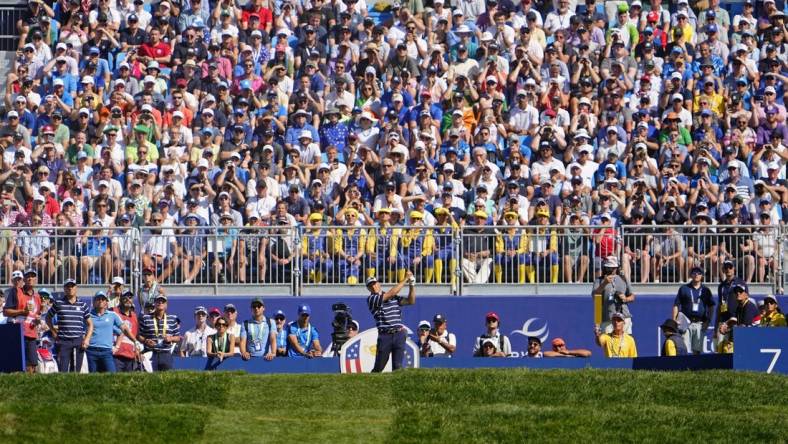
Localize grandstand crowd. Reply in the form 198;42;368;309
1;0;788;287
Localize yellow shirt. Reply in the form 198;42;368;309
663;337;678;356
760;312;787;328
598;333;638;358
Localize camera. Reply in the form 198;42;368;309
330;302;353;353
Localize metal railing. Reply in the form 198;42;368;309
0;223;782;295
0;4;25;52
0;225;141;292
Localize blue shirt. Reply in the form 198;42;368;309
674;283;715;321
88;309;124;349
240;318;277;357
286;321;320;358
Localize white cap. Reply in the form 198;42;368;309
481;32;494;42
299;129;313;140
671;93;684;101
78;107;90;115
141;104;153;112
197;158;210;168
365;66;376;75
143;75;156;83
112;276;125;285
81;76;94;84
486;75;497;84
53;78;65;87
172;110;184;119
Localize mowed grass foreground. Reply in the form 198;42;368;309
0;369;785;444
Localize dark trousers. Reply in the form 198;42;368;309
55;337;84;373
114;356;137;372
151;350;174;371
372;329;406;373
86;347;116;373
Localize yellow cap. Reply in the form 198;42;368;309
410;210;424;220
505;211;518;219
345;208;358;217
434;207;449;216
536;209;550;218
377;207;392;214
474;210;488;219
309;213;323;222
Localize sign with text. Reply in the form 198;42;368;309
733;328;788;374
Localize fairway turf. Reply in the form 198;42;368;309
0;369;785;444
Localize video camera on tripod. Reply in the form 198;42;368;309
331;302;353;353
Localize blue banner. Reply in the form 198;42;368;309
163;293;787;357
733;328;788;374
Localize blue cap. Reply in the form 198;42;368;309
736;77;748;85
94;290;108;300
706;24;718;33
64;278;76;286
234;108;244;115
89;46;100;55
644;26;653;34
274;309;286;318
24;269;37;277
671;46;683;54
298;304;312;315
191;18;205;28
701;109;712;117
240;79;252;90
39;288;51;297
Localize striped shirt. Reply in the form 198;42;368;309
367;292;404;331
139;313;180;352
47;296;90;340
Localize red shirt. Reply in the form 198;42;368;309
139;41;172;67
113;308;138;360
242;7;273;29
10;287;42;339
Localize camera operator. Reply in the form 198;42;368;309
592;256;635;334
366;271;415;372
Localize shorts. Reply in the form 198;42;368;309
24;337;38;366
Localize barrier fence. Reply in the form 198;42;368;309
0;224;784;295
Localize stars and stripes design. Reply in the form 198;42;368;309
344;340;363;373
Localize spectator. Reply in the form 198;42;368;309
543;337;592;357
273;309;288;357
113;292;140;372
525;336;544;358
594;312;638;358
3;269;43;373
659;319;688;356
205;315;235;368
591;256;635;334
423;313;456;357
716;283;758;353
759;295;786;328
239;298;277;361
472;311;511;357
137;295;181;372
287;304;322;358
672;267;715;354
179;306;215;358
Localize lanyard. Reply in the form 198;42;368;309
252;320;266;342
213;332;227;352
611;334;625;357
153;315;167;338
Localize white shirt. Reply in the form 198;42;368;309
181;324;217;357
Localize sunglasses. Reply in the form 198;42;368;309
216;323;228;327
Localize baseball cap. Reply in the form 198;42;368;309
298;304;312;315
486;311;500;321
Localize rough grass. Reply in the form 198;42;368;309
0;369;784;444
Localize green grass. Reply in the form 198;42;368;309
0;369;785;444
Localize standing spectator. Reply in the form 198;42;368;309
594;312;638;358
239;298;277;361
179;306;216;358
3;269;44;373
759;295;786;328
423;313;456;357
112;292;140;372
672;267;715;354
591;256;635;334
138;295;181;371
659;319;688;356
287;304;322;359
45;278;89;373
472;312;512;357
